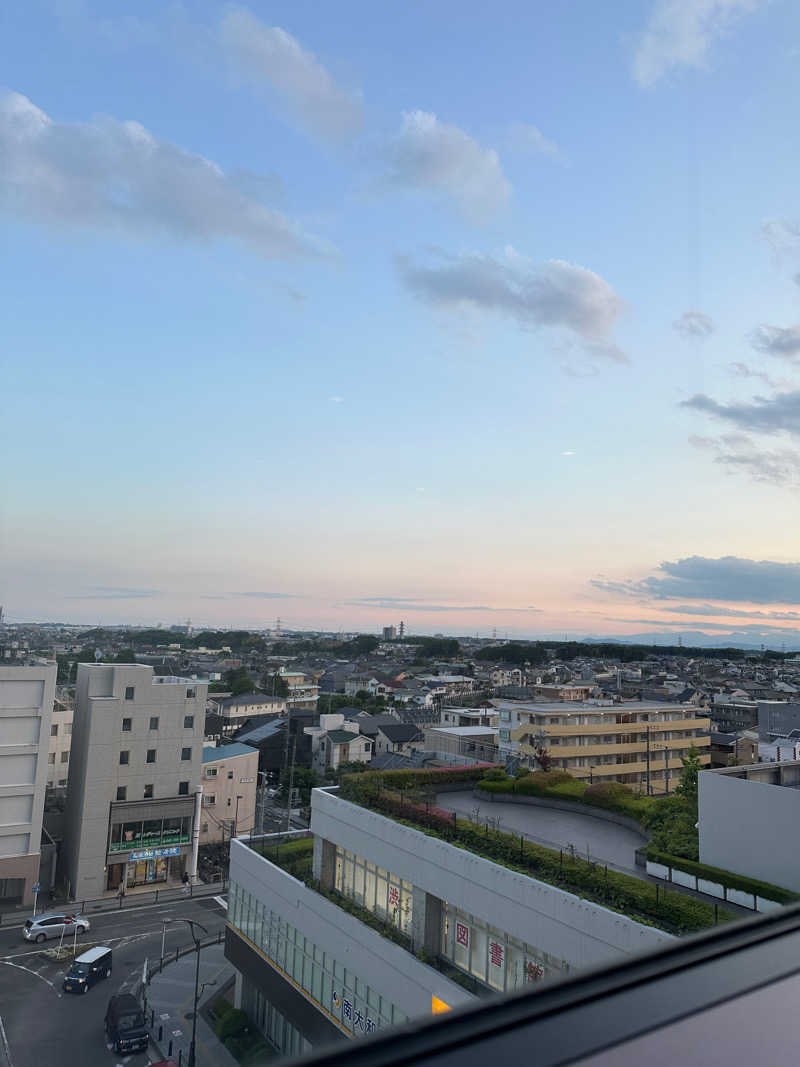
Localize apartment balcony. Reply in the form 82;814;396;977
542;736;712;760
511;718;710;744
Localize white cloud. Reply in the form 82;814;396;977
632;0;760;87
674;309;714;338
507;121;563;161
397;247;626;358
219;7;362;143
382;110;510;222
562;450;576;456
750;324;800;360
0;89;331;257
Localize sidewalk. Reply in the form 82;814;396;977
146;941;240;1067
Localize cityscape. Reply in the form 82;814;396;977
4;0;800;1064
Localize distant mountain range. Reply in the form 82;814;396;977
571;630;800;652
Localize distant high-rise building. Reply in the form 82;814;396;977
399;621;405;639
382;625;397;641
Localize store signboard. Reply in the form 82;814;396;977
129;846;181;861
240;777;255;783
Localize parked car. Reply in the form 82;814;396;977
105;993;150;1054
63;946;112;994
23;912;90;942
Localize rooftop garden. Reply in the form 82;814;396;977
337;766;737;935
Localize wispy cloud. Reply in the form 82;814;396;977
381;110;510;222
661;603;800;620
346;596;542;613
689;432;800;489
219;7;363;143
231;591;300;599
65;587;161;600
592;555;800;604
674;309;714;338
632;0;760;87
682;390;800;435
750;324;800;360
0;90;333;258
506;121;563;161
762;218;800;253
397;247;627;360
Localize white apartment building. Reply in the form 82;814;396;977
0;662;57;907
47;690;73;789
225;784;670;1059
62;664;207;899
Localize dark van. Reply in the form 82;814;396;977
63;946;112;993
105;993;150;1054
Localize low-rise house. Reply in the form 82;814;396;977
374;722;423;756
305;714;373;774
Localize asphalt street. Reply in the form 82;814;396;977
0;894;228;1067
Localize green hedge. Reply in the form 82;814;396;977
646;848;800;904
217;1007;249;1041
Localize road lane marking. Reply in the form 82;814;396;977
213;896;228;910
0;1015;13;1067
0;960;56;989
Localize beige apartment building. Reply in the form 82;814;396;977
47;689;73;789
62;664;207;899
499;700;710;795
0;662;57;906
200;743;258;845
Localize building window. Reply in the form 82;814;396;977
60;751;69;763
227;771;234;780
146;749;156;763
187;688;196;699
227;797;232;807
181;747;191;761
119;750;129;765
178;781;189;795
201;823;208;834
125;686;135;701
143;784;153;799
149;716;159;730
184;715;194;729
48;753;55;764
58;778;67;786
206;767;217;777
50;724;58;736
64;723;72;735
206;795;216;805
116;787;127;801
122;718;132;732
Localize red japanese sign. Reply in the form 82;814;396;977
455;922;470;948
489;941;504;968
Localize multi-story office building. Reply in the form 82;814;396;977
200;743;258;846
496;700;710;794
62;664;207;899
225;784;669;1059
47;690;73;789
0;662;57;906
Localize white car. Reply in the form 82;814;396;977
23;912;90;942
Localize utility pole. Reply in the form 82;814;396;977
646;724;651;796
286;736;297;834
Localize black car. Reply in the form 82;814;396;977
104;993;149;1054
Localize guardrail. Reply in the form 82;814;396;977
0;878;227;926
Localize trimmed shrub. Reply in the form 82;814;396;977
646;848;800;904
483;768;507;781
212;997;234;1021
217;1008;249;1042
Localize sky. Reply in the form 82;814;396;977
4;0;800;644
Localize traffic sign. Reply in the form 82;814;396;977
32;881;40;893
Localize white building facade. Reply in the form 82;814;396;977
0;662;57;906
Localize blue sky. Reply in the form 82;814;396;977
4;0;800;642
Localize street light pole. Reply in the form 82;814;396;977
164;917;208;1067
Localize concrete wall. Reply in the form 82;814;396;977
200;748;259;844
699;768;800;892
311;789;671;973
230;837;473;1026
474;789;649;839
62;664;207;899
0;663;57;904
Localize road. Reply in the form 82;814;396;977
0;893;228;1067
436;792;648;875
